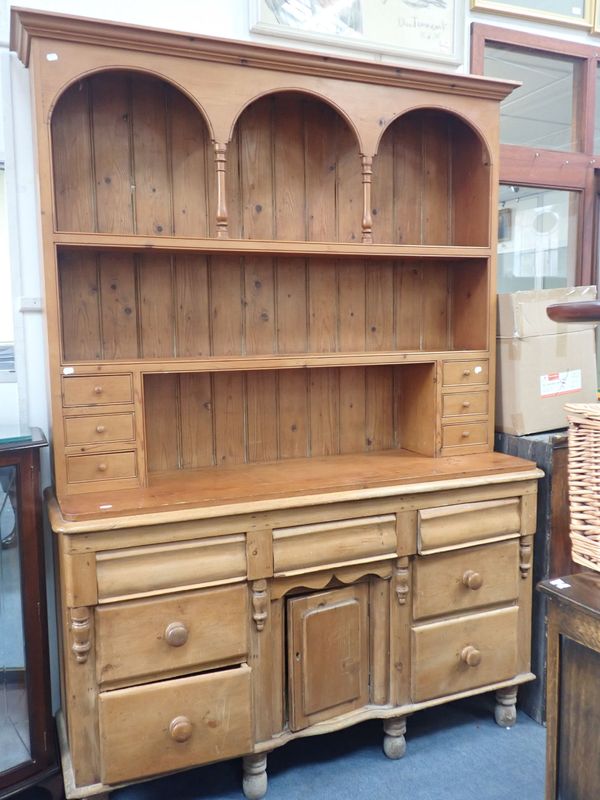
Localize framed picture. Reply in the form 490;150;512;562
471;0;593;29
498;208;513;243
593;0;600;32
250;0;464;65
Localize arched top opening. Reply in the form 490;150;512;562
227;90;362;242
372;106;492;247
229;88;361;152
51;69;214;236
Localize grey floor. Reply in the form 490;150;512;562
11;691;546;800
109;695;546;800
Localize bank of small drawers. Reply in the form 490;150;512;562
412;493;524;703
62;373;139;493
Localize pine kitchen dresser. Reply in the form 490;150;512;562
11;9;541;799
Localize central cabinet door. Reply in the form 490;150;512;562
287;584;369;731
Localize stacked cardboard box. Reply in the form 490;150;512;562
496;286;598;436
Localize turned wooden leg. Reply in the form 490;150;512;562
383;716;407;759
495;686;518;728
243;753;268;800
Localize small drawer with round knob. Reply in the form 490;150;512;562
442;392;488;419
413;539;520;620
64;413;135;446
442;360;489;387
442;421;488;450
412;606;519;702
98;665;252;784
66;451;137;484
95;584;248;687
62;374;133;407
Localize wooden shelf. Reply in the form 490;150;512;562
54;232;492;260
52;450;540;526
58;351;490;374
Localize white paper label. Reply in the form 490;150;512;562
540;369;582;399
550;578;571;589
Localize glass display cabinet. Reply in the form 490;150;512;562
0;428;57;798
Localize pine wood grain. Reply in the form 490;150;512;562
59;250;101;361
91;72;133;235
52;78;96;231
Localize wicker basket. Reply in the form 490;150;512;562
566;402;600;572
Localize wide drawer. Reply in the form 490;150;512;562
64;413;135;446
418;497;521;554
413;540;520;620
66;451;137;483
412;607;519;702
98;665;252;785
272;515;396;576
96;584;248;687
442;360;489;387
96;534;247;601
62;374;133;407
442;422;488;449
442;392;488;418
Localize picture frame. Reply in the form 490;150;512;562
593;0;600;32
498;208;513;243
249;0;464;66
471;0;593;29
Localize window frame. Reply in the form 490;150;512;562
471;23;599;285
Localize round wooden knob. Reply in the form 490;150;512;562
169;716;192;743
462;401;471;408
462;570;483;590
94;385;103;395
462;369;471;377
461;646;482;667
461;430;471;438
97;462;107;472
165;621;189;647
96;424;106;434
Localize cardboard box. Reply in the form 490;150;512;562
496;286;598;436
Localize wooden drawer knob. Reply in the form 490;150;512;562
462;369;471;377
96;424;106;434
93;385;103;395
461;645;482;667
97;462;107;472
462;570;483;590
165;621;189;647
462;401;471;408
169;715;192;743
461;430;471;438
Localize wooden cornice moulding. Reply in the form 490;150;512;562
10;7;518;101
